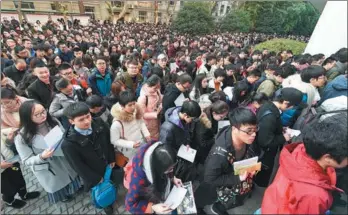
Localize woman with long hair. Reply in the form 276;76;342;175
189;73;209;102
14;100;82;204
47;54;62;76
125;142;183;214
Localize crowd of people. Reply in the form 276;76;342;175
1;16;347;215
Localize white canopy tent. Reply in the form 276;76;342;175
305;1;347;57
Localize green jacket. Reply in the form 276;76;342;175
115;71;143;93
257;77;280;98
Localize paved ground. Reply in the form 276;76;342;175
2;164;347;214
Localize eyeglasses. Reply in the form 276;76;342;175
62;72;73;76
238;126;259;135
97;62;106;65
33;109;47;118
128;66;138;70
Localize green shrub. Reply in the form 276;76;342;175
254;39;307;55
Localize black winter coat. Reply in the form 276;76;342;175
27;77;57;109
3;65;25;85
204;126;259;188
61;118;115;191
161;84;188;123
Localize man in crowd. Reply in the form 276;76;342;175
3;58;27;86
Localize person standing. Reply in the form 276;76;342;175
14;101;82;204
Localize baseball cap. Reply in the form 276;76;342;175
278;87;308;108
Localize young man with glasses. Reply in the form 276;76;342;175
61;102;121;215
254;87;306;187
88;56;114;97
204;107;260;215
115;58;143;96
58;62;91;95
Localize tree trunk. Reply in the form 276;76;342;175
116;3;128;22
17;0;23;24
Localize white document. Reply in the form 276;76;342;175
42;126;65;156
164;185;187;210
6;155;21;164
286;128;301;138
170;62;178;72
174;93;186;107
218;120;230;131
177;145;197;163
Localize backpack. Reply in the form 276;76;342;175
91;165;117;209
293;107;347;131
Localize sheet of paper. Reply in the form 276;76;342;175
177;182;197;214
170;62;178;72
6;155;21;164
177;145;197;163
174;93;186;107
218;120;230;131
286;128;301;138
164;185;187;210
44;126;63;149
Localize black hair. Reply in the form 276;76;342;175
192;73;208;100
145;143;177;203
337;49;348;63
247;69;262;78
145;74;161;87
232;80;249;104
279;64;296;78
322;57;337;66
209;91;227;103
118;90;136;106
63;102;90;119
55;78;70;91
206;54;217;62
58;62;72;72
214;68;226;79
303;113;348;163
180;100;202;118
206;100;229;116
248;92;269;105
311;54;325;62
176;73;192;85
229;107;257;128
19;100;58;144
1;86;17;99
300;65;325;83
86;95;103;108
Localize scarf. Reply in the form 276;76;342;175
1;96;28;128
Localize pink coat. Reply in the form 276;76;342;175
137;84;163;140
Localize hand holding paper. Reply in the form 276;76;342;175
164;186;187;210
233;156;261;176
177;144;197;163
174;93;185;107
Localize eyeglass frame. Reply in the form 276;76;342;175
33;109;47;118
237;126;259;135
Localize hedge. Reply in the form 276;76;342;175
254;39;307;55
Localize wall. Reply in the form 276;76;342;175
304;1;347;56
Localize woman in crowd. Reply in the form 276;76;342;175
125;142;183;214
192;100;229;165
189;73;209;102
14;100;82;204
137;74;163;141
47;54;62;76
244;92;269;115
110;90;151;159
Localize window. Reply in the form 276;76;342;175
51;3;57;11
138;11;147;22
220;5;225;15
14;2;35;10
85;6;95;13
111;1;123;7
170;1;175;6
226;6;231;14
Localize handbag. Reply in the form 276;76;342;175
114;120;129;167
91;165;117;209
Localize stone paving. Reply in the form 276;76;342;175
2;164;347;214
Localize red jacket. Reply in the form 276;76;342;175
261;143;342;214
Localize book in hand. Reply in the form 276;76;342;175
177;182;197;215
233;156;261;176
177;144;197;163
43;126;64;156
164;185;187;210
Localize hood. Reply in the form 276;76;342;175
199;111;214;129
110;102;143;122
165;107;185;130
140;83;161;97
332;75;348;91
279;143;340;192
165;83;181;95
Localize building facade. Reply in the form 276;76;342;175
1;0;181;24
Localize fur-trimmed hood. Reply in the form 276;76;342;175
199;112;213;129
110;102;144;122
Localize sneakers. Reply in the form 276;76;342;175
5;199;27;209
20;192;40;201
61;195;74;203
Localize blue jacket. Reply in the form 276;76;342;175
88;68;113;97
281;94;308;127
59;50;74;63
320;75;348;104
